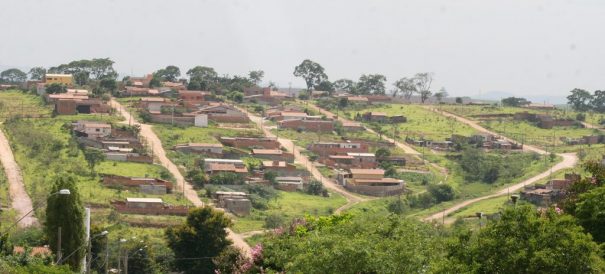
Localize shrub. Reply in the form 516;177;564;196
264;213;285;229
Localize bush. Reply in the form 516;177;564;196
306;180;327;196
576;113;586;121
209;173;244;185
427;184;455;202
264;213;285;229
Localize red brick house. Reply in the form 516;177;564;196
278;119;334;132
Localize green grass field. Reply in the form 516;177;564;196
343;104;477;141
232;191;347;233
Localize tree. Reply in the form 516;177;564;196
226;90;244;103
567;88;593;112
45;83;67;94
165;207;232;274
439;205;605;273
89;225;109;274
154;65;181;82
187;66;217;90
427;184;455;202
591;90;605;113
248;70;264;85
574;185;605;243
0;68;27;84
455;97;463;104
433;88;448;104
393;77;416;100
306;180;327;196
83;148;105;174
314;80;334;93
126;243;156;274
46;175;85;271
375;147;391;159
333;79;356;93
357;74;386;95
28;67;46;80
99;78;117;93
413;73;433;103
501;96;530;107
293;59;328;92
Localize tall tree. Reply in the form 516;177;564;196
591;90;605;113
393;77;417;100
439;205;605;273
567;88;593;112
187;66;217;90
574;186;605;243
357;74;386;95
154;65;181;82
165;207;232;274
413;73;433;103
502;96;530;107
293;59;328;92
0;68;27;83
28;67;47;80
315;80;334;93
248;70;264;85
46;175;85;271
333;79;356;93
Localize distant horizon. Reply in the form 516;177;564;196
2;0;604;100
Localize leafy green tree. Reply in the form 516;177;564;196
187;66;217;89
165;207;232;274
126;243;156;274
263;170;278;185
293;59;328;92
574;186;605;243
357;74;386;95
209;172;244;185
375;147;391;159
438;205;605;273
46;175;85;271
99;78;117;93
333;79;356;93
212;246;249;274
0;68;27;83
261;214;440;273
83;148;105;174
306;180;327;196
154;65;181;82
45;83;67;94
501;96;530;107
314;80;334;93
591;90;605;113
225;90;244;103
89;225;108;274
248;70;264;85
427;184;455;202
455;97;463;104
568;88;593;112
28;67;47;80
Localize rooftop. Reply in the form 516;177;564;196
126;197;163;203
252;149;283;155
349;169;385;175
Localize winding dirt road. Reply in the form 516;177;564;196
0;128;37;227
240;108;369;212
423;107;578;222
110;99;251;256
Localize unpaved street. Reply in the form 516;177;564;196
110;99;251;256
0;127;37;227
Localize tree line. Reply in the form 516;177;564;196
567;88;605;112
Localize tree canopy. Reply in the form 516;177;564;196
28;67;47;80
357;74;387;95
46;174;85;271
165;207;232;274
567;88;593;112
293;59;328;92
0;68;27;84
154;65;181;82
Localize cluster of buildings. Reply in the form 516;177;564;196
35;74;111;115
73;120;152;163
406;133;523;151
520;173;581;206
243;87;293;105
121;74;187;96
136;92;249;127
514;112;582;129
561;135;604;145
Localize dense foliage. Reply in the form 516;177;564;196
456;146;540;184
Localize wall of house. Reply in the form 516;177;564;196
345;184;404;196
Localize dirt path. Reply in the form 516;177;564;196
110;99;251;256
240;108;370;213
0;128;37;227
305;103;420;155
422;107;579;223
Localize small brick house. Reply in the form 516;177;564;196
278;119;334;132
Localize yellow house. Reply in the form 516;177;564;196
44;74;73;86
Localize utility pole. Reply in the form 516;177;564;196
56;227;62;264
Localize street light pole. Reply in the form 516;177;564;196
0;189;71;237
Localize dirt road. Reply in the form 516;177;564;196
110;99;251;256
423;107;579;223
305;103;420;155
241;108;369;212
0;128;37;227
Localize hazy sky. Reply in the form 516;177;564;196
1;0;604;99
